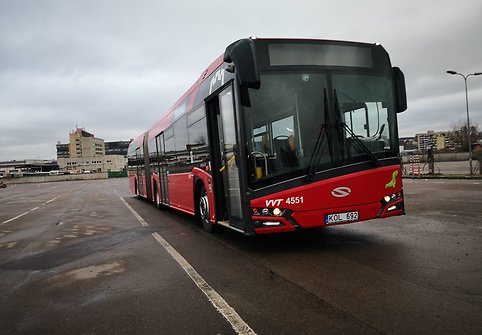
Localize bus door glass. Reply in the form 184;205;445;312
212;85;243;222
156;133;169;205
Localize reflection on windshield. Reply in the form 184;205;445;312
243;72;397;187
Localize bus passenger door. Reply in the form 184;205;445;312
156;133;169;205
207;85;243;227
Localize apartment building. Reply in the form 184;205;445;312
415;130;447;151
68;128;105;158
57;128;127;173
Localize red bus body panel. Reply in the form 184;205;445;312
146;168;215;222
132;175;147;198
129;174;137;194
251;165;403;234
168;173;195;214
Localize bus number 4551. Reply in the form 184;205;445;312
285;196;304;205
265;196;304;207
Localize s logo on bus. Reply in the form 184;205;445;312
331;186;352;198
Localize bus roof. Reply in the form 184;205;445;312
146;54;225;142
128;132;145;151
131;37;387;147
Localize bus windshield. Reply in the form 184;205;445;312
243;71;398;188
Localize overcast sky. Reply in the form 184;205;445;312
1;0;481;161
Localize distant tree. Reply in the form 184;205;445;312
449;120;480;151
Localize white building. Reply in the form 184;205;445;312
415;130;447;151
57;128;127;173
58;155;127;173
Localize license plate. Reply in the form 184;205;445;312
325;211;359;224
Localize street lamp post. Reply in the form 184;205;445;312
446;70;482;175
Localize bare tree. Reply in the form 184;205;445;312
448;120;480;152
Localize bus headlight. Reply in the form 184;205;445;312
252;207;286;217
379;192;404;215
382;192;402;204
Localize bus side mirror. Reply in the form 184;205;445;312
393;67;407;113
224;39;260;89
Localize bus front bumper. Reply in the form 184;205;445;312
252;198;404;234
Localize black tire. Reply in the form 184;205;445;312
154;188;161;209
198;184;215;233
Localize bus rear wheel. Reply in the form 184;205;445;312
198;185;214;233
155;188;161;209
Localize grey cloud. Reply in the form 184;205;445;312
1;0;481;160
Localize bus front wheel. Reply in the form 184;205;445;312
198;185;214;233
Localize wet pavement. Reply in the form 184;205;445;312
0;178;481;334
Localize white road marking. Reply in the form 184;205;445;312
0;194;17;202
0;193;64;226
0;186;61;202
117;193;256;334
118;196;149;226
45;195;62;204
152;232;256;335
1;206;39;225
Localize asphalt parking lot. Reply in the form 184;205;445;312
0;178;481;334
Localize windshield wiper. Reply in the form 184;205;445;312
333;89;379;166
305;89;379;183
305;89;333;182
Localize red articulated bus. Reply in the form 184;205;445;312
128;38;407;235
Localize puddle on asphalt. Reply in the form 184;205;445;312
0;241;18;249
0;228;16;248
45;223;114;249
89;211;105;218
46;261;126;288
